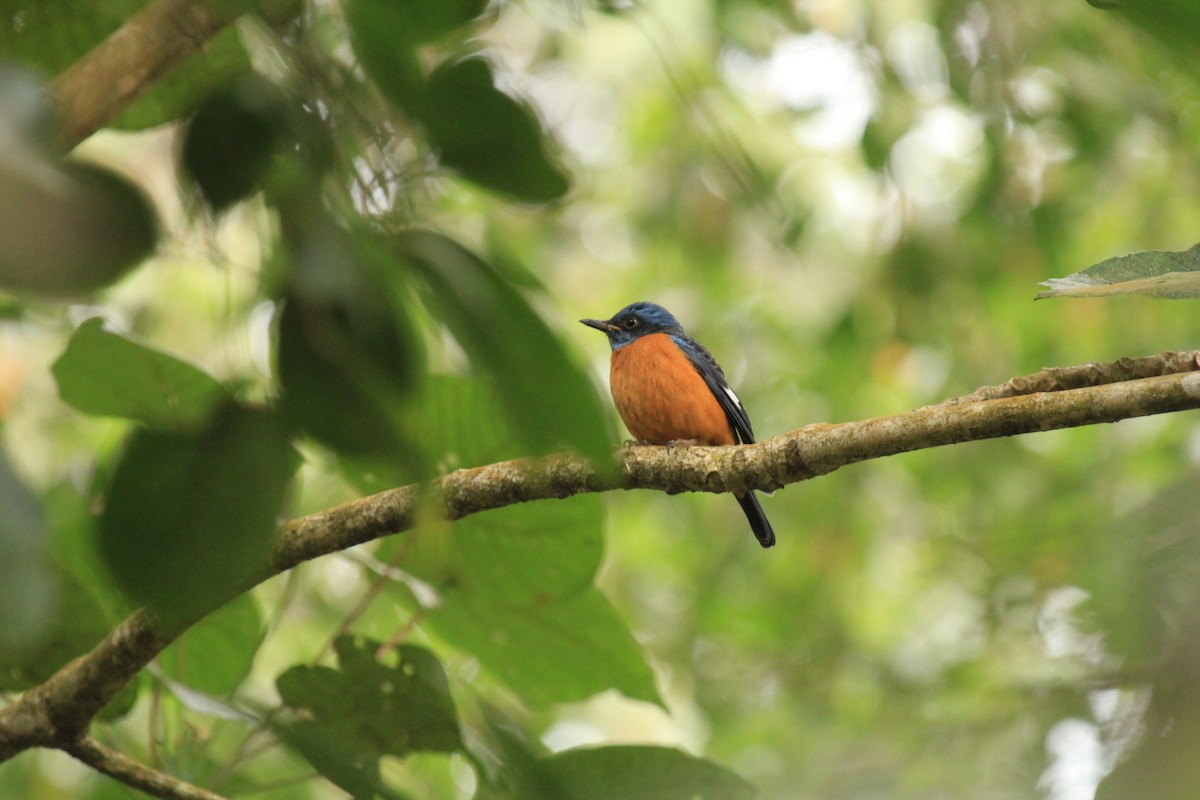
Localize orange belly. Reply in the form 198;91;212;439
609;333;734;446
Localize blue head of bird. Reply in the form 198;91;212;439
580;301;683;350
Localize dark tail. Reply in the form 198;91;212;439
735;491;775;548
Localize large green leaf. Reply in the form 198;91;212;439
0;0;252;130
429;587;660;708
538;746;757;800
343;0;426;110
1090;0;1200;59
276;214;425;466
276;636;462;799
157;593;263;695
423;57;570;203
97;404;298;618
53;318;227;430
405;496;604;607
394;229;613;464
1036;242;1200;299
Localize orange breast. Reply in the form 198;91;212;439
609;333;735;446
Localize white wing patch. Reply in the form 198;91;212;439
722;384;743;410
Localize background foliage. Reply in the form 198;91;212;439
1;0;1199;798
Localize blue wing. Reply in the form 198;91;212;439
671;334;755;444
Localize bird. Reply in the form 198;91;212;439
581;301;775;548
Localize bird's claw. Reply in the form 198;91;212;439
666;438;699;450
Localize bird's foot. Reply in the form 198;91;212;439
666;438;699;451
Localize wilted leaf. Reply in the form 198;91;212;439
53;318;227;430
1036;243;1200;299
97;404;297;618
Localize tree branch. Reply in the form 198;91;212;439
2;351;1199;785
65;736;225;800
48;0;236;151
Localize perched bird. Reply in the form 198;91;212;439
581;301;775;548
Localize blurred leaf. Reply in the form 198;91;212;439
394;229;612;464
97;674;142;722
473;708;753;800
407;496;604;606
0;159;157;296
539;746;757;800
1036;242;1200;299
0;563;114;692
343;0;426;111
276;213;425;466
429;587;660;708
158;594;263;695
181;74;289;210
53;318;227;430
355;0;488;46
97;404;297;619
0;0;251;130
42;481;132;623
0;448;53;656
423;57;570;203
411;375;520;469
1090;0;1200;58
276;636;461;798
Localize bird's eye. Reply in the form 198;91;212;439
623;316;639;329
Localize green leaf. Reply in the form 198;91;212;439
353;0;488;46
1036;242;1200;299
406;496;604;607
411;375;521;469
539;746;757;800
429;587;660;708
181;75;289;210
394;229;613;464
0;1;251;130
158;594;263;695
423;57;570;203
97;404;298;619
1090;0;1200;59
276;636;462;798
344;0;427;110
276;215;425;463
53;318;227;429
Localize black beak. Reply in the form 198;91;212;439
580;318;618;334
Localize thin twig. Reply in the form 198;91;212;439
940;349;1200;404
65;736;225;800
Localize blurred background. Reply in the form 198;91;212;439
2;0;1200;798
